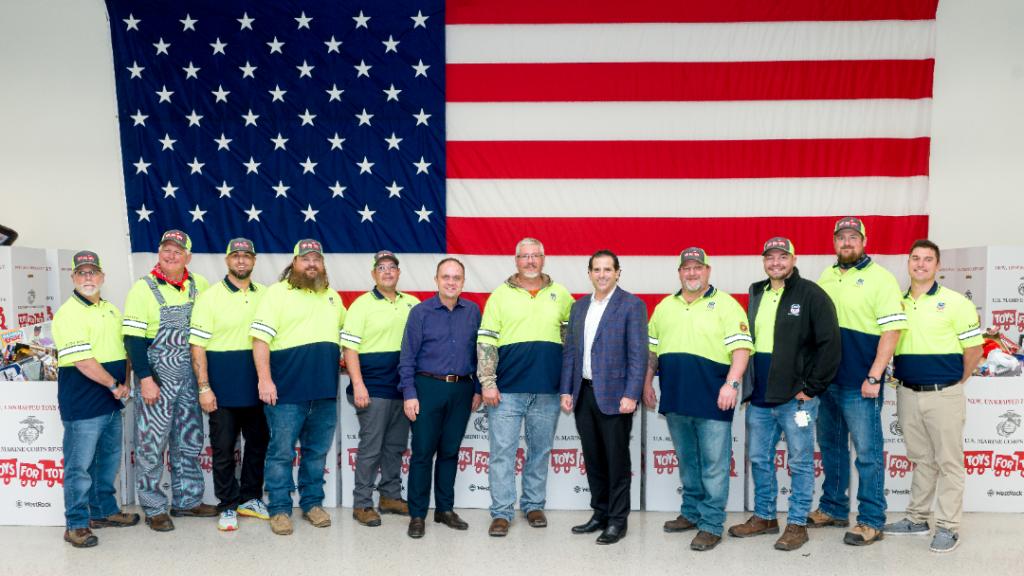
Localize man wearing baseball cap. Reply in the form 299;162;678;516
342;250;420;526
53;251;139;547
250;239;346;535
122;229;213;531
813;217;908;546
644;247;753;551
189;238;269;531
729;238;840;551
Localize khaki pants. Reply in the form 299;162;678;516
896;384;966;530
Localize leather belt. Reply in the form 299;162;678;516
417;371;473;383
901;382;958;392
581;378;593;387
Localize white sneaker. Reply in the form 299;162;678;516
237;499;270;521
218;509;238;532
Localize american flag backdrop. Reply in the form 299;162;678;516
106;0;936;309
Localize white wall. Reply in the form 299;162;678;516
1;0;1022;305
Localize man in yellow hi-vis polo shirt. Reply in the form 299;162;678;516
53;251;139;548
123;229;214;531
477;237;572;537
189;238;268;532
251;239;346;536
814;217;907;546
644;247;752;551
342;250;420;527
883;240;983;553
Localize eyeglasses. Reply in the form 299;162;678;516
375;265;398;272
74;270;101;278
516;253;543;261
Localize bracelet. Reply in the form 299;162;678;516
197;385;212;394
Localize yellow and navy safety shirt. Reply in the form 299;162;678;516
751;284;784;407
189;277;265;407
52;291;127;421
340;288;420;400
648;286;753;421
477;275;572;394
894;282;983;385
122;272;210;339
249;281;346;403
818;256;907;387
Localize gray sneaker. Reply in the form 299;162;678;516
929;528;959;553
883;517;930;535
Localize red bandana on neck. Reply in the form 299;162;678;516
151;263;190;290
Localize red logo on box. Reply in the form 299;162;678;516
474;451;490;474
458;447;473;472
652;450;678;475
550;448;578;474
964;450;993;475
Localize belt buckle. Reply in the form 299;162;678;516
444;374;458;383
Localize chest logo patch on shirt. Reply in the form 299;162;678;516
789;303;801;317
707;301;716;310
329;296;335;304
936;302;946;311
856;278;865;287
549;292;557;302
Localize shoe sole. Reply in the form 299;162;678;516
170;510;218;518
236;509;269;521
271;527;293;536
89;520;139;529
489;531;508;537
884;530;930;536
145;522;175;532
844;533;884;546
304;518;332;528
353;516;382;527
379;507;409;515
807;520;850;528
664;525;697;533
728;527;780;538
774;542;807;551
64;536;98;548
218;524;238;532
691;543;720;552
408;532;424;539
434;519;469;530
596;534;626;545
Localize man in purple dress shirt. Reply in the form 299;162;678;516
399;258;482;539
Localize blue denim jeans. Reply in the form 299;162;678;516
62;411;123;529
487;392;560;520
665;414;732;536
816;385;887;529
747;397;819;525
263;399;337;516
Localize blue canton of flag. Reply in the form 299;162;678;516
106;0;445;254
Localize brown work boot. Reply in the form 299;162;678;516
807;508;849;528
526;510;547;528
90;511;140;529
145;513;175;532
379;497;409;516
408;517;425;539
728;515;780;538
170;503;218;517
844;523;884;546
774;524;809;551
64;528;98;548
303;506;332;528
663;515;697;533
270;513;293;535
353;507;382;527
690;530;722;551
489;517;510;537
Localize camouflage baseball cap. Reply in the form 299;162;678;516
226;237;256;256
159;229;192;252
762;236;795;256
72;250;102;272
293;238;323;257
833;216;866;239
679;247;709;267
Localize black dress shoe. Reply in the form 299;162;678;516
571;516;607;534
408;517;425;539
433;510;469;530
596;524;627;545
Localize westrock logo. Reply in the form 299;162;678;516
18;416;45;445
997;411;1021;437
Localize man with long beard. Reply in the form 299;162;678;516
250;239;346;536
123;230;214;531
189;238;269;531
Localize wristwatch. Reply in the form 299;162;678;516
108;381;121;392
867;376;880;385
726;380;740;390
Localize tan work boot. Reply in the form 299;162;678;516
145;513;175;532
663;515;697;533
844;523;884;546
353;507;382;526
489;517;510;537
774;524;809;551
270;513;293;535
303;505;332;528
64;528;98;548
378;497;409;516
171;503;219;518
728;515;780;538
807;508;849;528
90;511;140;529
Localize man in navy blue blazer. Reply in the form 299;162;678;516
560;250;648;545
